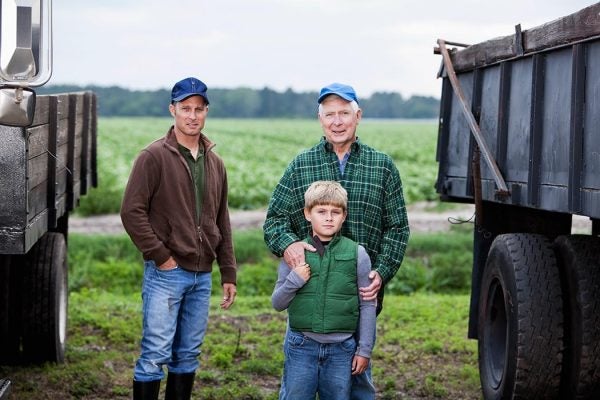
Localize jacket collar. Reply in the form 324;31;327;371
309;234;342;256
165;126;216;153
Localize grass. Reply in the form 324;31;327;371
0;227;480;399
0;292;480;400
65;225;474;297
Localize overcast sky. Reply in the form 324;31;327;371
52;1;596;98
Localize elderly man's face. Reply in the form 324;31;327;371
318;96;361;150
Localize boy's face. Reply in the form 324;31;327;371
304;204;347;241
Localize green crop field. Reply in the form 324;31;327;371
78;117;440;214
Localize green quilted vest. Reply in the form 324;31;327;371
288;235;359;333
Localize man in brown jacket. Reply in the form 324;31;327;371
121;77;237;400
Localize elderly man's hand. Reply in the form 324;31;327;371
283;241;316;268
359;271;382;301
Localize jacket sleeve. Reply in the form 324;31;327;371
215;166;237;285
263;161;302;257
374;162;410;284
120;150;172;266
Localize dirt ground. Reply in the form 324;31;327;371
69;202;477;235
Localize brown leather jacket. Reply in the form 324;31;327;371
120;126;236;284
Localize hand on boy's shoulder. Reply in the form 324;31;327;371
292;263;311;282
284;241;316;267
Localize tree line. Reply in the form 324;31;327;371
37;85;440;119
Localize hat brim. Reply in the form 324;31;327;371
172;93;210;104
317;92;355;104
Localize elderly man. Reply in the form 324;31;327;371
263;82;410;399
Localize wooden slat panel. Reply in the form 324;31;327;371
54;145;68;196
24;211;47;253
448;3;600;72
56;117;69;146
27;183;47;224
2;91;97;255
30;96;50;126
46;96;59;230
80;93;91;195
66;95;77;211
55;167;67;198
91;93;98;188
524;5;600;52
27;125;50;158
27;153;48;190
55;94;70;121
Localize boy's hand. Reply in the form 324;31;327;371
351;355;369;375
293;263;311;282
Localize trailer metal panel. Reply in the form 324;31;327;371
437;32;600;219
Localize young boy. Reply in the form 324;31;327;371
271;180;377;400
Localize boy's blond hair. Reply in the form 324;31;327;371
304;181;347;211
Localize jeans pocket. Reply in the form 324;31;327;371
340;336;357;354
287;331;307;348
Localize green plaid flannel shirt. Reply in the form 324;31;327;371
263;137;410;284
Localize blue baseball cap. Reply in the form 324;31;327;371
171;77;210;104
317;82;359;104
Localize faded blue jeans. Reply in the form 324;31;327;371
350;361;375;400
350;328;377;400
133;260;212;382
280;329;356;400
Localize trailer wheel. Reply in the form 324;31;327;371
554;235;600;399
478;233;563;400
21;232;68;363
0;255;22;364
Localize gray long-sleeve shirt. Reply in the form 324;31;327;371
271;245;377;358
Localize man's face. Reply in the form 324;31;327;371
169;95;208;137
304;204;347;241
318;96;361;148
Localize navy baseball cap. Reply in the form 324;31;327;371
171;77;210;104
317;82;359;104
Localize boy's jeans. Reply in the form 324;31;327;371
280;330;356;400
350;362;376;400
134;261;212;382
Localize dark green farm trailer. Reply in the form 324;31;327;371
0;92;97;364
435;3;600;399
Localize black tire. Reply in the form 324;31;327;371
0;255;22;364
21;232;68;363
478;233;563;400
554;235;600;399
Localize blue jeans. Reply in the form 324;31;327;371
280;330;356;400
350;362;375;400
350;328;376;400
133;260;212;382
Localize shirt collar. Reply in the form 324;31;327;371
321;137;361;154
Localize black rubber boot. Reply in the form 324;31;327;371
164;372;195;400
133;379;160;400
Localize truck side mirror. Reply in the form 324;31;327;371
0;0;52;126
0;86;35;126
